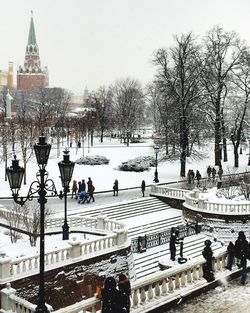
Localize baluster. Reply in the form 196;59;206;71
187;269;192;284
221;255;226;268
161;279;167;295
22;260;26;272
56;252;59;263
34;257;38;268
61;250;65;261
168;277;174;293
198;265;203;279
66;249;70;259
45;255;49;265
216;258;221;271
147;284;154;302
155;282;160;298
94;241;97;252
28;259;32;270
132;289;139;308
193;266;198;281
17;263;20;274
140;287;146;304
10;265;14;276
89;243;93;253
91;305;96;313
175;273;180;289
181;271;186;287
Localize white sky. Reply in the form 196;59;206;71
1;0;250;93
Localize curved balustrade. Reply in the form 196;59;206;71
184;191;250;215
1;251;228;313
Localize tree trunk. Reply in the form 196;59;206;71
234;146;239;167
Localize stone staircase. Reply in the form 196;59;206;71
67;197;170;221
133;234;223;279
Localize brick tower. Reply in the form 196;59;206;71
17;11;49;92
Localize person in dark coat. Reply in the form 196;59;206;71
141;180;146;197
195;170;201;187
118;274;131;313
218;165;223;180
71;180;78;199
81;179;86;192
87;177;95;202
169;227;182;261
101;276;125;313
207;166;212;180
234;231;249;284
225;241;235;271
187;170;192;185
202;239;215;282
212;167;216;182
190;170;195;184
113;179;119;196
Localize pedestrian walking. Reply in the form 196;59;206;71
101;276;125;313
71;180;78;199
234;231;249;284
218;165;223;180
225;241;235;271
207;166;212;180
212;167;216;182
81;179;86;192
190;170;195;184
113;179;119;196
87;177;95;202
195;170;201;187
118;274;131;313
202;239;215;282
141;180;146;197
187;169;192;185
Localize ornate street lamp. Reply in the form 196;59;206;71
58;149;75;240
153;145;160;183
6;135;57;313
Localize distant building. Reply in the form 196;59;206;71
17;11;49;92
0;62;14;90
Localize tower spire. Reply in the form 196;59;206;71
28;10;37;45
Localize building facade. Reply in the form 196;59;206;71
17;12;49;92
0;62;14;90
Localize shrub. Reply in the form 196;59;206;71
75;155;110;165
117;156;155;172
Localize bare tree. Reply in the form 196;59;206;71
1;203;23;243
201;26;245;166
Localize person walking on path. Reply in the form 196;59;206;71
81;179;86;192
101;276;125;313
212;167;216;183
113;179;119;196
190;170;195;184
218;165;223;180
87;177;95;202
234;231;249;284
207;166;212;180
187;170;192;185
71;180;78;199
195;170;202;187
141;180;146;197
118;274;131;313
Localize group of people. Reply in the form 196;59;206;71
207;165;223;181
187;169;202;186
226;231;250;285
97;274;131;313
71;177;95;203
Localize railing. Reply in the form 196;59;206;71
184;190;250;215
1;250;230;313
151;185;188;200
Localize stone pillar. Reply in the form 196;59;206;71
97;214;107;230
114;229;128;246
68;237;81;259
1;283;16;311
0;253;11;280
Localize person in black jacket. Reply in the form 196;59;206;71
101;277;125;313
234;231;249;284
141;180;146;197
118;274;131;313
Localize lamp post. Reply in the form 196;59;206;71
6;135;56;313
153;145;160;183
58;149;75;240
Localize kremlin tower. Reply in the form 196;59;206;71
17;11;49;92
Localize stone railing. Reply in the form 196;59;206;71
0;222;128;282
184;190;250;215
151;185;188;200
1;250;229;313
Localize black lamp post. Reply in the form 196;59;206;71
58;149;75;240
153;145;160;183
6;135;57;313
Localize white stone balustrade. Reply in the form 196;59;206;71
151;185;188;200
184;190;250;215
1;251;228;313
